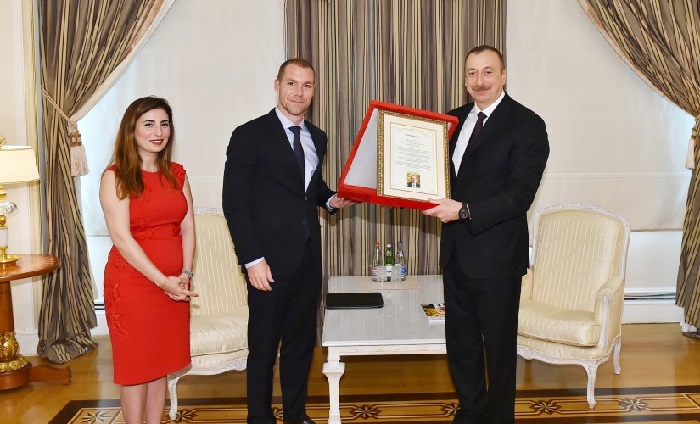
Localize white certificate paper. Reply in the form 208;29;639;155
377;110;450;202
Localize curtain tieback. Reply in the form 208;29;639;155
685;114;700;171
40;88;89;177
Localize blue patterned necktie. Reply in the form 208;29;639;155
289;126;305;178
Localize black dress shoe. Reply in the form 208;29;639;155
283;418;316;424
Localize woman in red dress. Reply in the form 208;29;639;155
99;96;198;423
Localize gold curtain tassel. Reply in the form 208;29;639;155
69;129;89;177
69;131;82;147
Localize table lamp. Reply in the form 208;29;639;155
0;135;40;266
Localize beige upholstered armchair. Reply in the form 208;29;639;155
517;203;630;409
167;207;249;420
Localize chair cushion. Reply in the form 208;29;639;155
518;299;601;347
190;309;248;356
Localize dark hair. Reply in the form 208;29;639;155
466;45;506;70
111;96;178;199
276;58;315;81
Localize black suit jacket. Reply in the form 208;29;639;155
441;94;550;279
222;109;336;276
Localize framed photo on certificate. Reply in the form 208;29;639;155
377;110;450;202
337;101;459;210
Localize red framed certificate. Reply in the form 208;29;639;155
338;101;459;210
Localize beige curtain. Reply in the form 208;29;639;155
37;0;173;363
578;0;700;328
285;0;506;277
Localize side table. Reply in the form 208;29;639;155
0;254;71;390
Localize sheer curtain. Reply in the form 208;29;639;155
37;0;175;363
284;0;506;277
578;0;700;329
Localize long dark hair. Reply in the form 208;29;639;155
110;96;178;199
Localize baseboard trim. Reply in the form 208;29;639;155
93;309;109;336
622;300;683;324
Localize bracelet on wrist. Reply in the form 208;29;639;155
182;268;193;279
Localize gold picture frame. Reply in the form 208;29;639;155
376;110;451;202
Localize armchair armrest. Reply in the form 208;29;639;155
520;268;534;302
593;276;624;323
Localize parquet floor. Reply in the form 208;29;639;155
3;323;700;423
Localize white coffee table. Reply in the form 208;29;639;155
321;275;446;424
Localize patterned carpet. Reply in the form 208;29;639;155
50;386;700;423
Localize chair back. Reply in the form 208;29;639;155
190;208;247;315
530;204;630;312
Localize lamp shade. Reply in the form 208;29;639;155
0;146;40;184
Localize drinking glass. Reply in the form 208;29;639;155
376;265;387;282
392;265;402;282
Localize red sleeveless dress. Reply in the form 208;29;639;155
104;163;191;385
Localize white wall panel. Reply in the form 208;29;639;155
79;0;286;236
507;0;694;230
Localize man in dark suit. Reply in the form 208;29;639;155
408;174;421;188
423;45;550;424
222;58;354;424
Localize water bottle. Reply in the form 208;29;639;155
396;241;406;281
370;241;383;281
384;243;395;282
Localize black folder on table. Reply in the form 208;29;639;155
325;292;384;309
